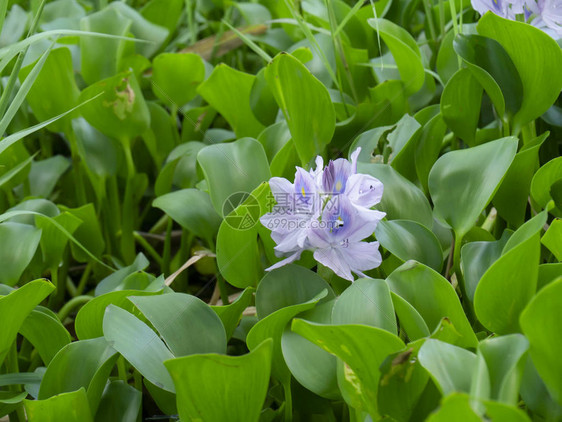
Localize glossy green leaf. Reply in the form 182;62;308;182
474;211;545;334
367;18;425;95
477;334;529;405
281;300;340;400
461;231;511;302
530;156;562;216
493;133;548;226
247;290;326;384
79;70;150;143
418;339;477;395
358;163;433;228
375;219;443;271
542;218;562;261
255;264;335;318
0;222;42;286
153;189;221;242
25;388;93;422
291;319;405;418
441;68;482;145
0;279;54;366
198;64;265;138
387;261;477;348
19;308;71;365
94;381;141;422
477;13;562;131
390;291;430;340
197;137;271;217
453;34;523;118
94;253;149;296
103;305;175;392
429;137;518;238
75;288;161;339
80;7;132;84
152;53;205;107
164;339;273;422
36;212;82;270
19;46;80;133
265;53;335;165
520;278;562;405
211;287;254;339
215;183;271;288
130;293;227;356
331;278;397;334
38;337;118;415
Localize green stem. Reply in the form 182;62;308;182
65;129;87;205
283;381;292;422
422;0;437;45
134;232;163;266
57;295;92;322
75;263;92;296
216;274;230;305
162;218;174;276
117;356;128;382
6;342;26;422
121;144;137;264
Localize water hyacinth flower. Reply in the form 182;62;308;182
472;0;562;38
260;148;385;281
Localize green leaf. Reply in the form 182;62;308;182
493;133;548;226
215;183;272;288
440;68;482;145
94;381;141;422
130;293;227;356
265;53;335;165
79;7;132;84
19;308;71;365
415;113;447;193
375;219;443;271
0;279;54;366
542;219;562;261
25;388;93;422
281;300;340;400
153;189;221;242
291;319;405;418
358;163;433;228
197;137;271;217
19;46;80;133
0;222;42;286
418;339;477;395
211;287;254;340
367;18;425;95
460;230;511;302
429;137;518;238
103;305;175;392
247;290;327;384
198;64;265;138
75;288;162;339
152;53;205;107
38;337;118;415
477;334;529;405
520;278;562;405
331;278;397;334
79;70;150;143
453;34;523;118
474;211;545;334
94;253;149;296
36;212;82;270
255;264;335;318
390;292;430;340
530;156;562;216
387;261;477;348
164;339;273;422
477;13;562;131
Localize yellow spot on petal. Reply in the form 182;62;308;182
301;187;306;198
335;181;343;192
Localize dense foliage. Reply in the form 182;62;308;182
0;0;561;420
